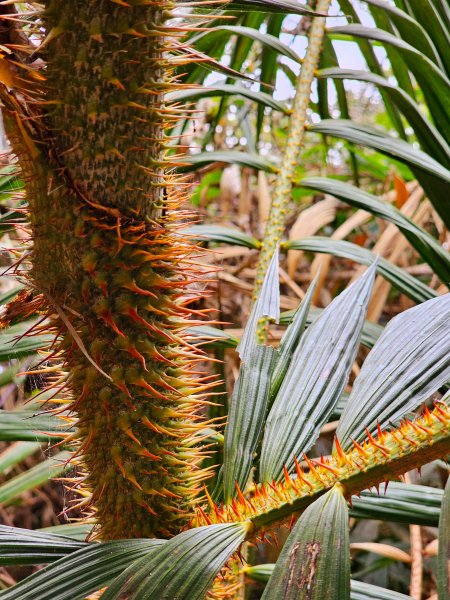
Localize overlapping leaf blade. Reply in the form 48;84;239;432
327;25;450;138
237;246;279;361
247;565;411;598
0;442;41;473
350;482;443;527
39;523;94;541
0;451;71;505
336;294;450;450
261;486;350;600
259;263;376;483
222;0;324;15
308;120;450;228
350;582;413;600
186;224;260;248
0;322;52;362
269;275;318;401
284;236;436;304
0;526;86;566
102;523;248;600
189;25;301;65
316;68;450;165
308;120;450;181
299;176;450;282
169;84;288;114
223;345;276;502
0;539;164;600
364;0;444;68
0;411;74;442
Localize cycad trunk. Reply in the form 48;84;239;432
2;0;207;539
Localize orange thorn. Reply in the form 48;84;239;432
334;436;350;466
101;311;125;337
203;485;215;512
124;428;142;446
351;437;369;458
235;481;248;507
283;465;293;488
303;453;325;484
294;456;313;489
365;427;389;457
312;459;340;477
112;453;126;478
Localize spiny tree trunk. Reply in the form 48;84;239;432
1;0;210;539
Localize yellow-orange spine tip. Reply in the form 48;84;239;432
193;404;449;529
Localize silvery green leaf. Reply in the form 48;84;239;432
259;263;376;482
336;293;450;450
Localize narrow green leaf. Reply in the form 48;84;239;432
180;151;276;173
0;364;22;388
237;246;279;361
102;523;249;600
0;526;86;566
308;119;450;182
0;322;52;362
405;0;450;75
283;236;437;304
223;0;324;15
223;345;277;502
308;119;450;228
186;224;260;249
261;486;350;600
38;523;94;541
327;25;450;138
246;565;412;598
188;325;240;349
350;482;442;527
316;68;450;166
438;474;450;599
0;286;22;306
364;0;444;69
299;176;450;281
0;539;163;600
367;4;416;99
336;294;450;450
269;275;318;401
259;263;376;483
0;442;40;474
351;581;413;600
0;451;71;505
168;84;288;114
189;25;301;65
0;411;74;442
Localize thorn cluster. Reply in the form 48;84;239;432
195;403;450;533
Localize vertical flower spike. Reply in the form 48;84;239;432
1;1;211;539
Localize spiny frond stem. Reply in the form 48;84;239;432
253;0;331;300
195;403;450;538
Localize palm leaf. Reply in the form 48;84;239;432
101;523;248;600
336;294;450;449
259;264;376;483
261;486;350;600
